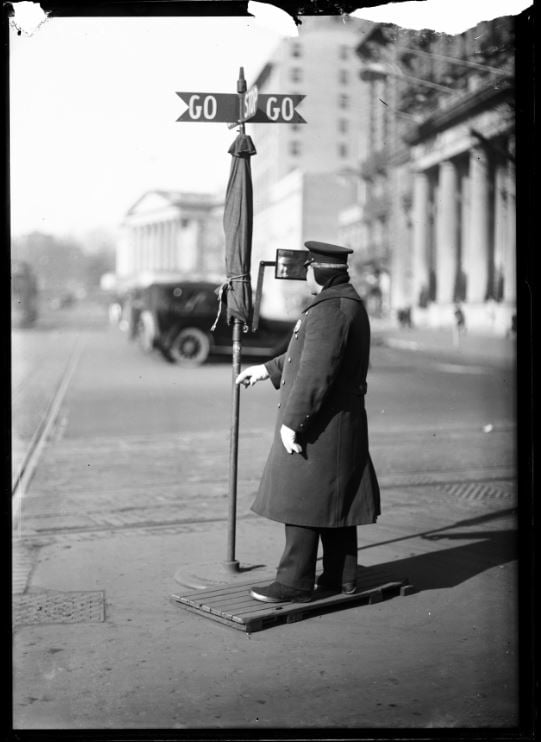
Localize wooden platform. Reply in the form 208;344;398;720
171;567;414;633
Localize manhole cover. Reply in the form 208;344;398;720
13;590;105;626
436;481;515;501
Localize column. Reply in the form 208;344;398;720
465;146;490;302
435;160;458;304
140;225;147;271
155;222;166;271
504;160;516;303
132;225;140;272
411;170;430;306
142;225;149;271
150;224;158;271
174;219;182;271
138;225;145;271
137;226;144;272
166;220;174;270
493;161;507;300
460;170;470;292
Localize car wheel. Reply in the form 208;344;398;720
136;311;156;353
170;327;211;366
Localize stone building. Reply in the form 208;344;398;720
344;16;516;333
116;190;224;288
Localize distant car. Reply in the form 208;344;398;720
124;279;294;366
12;260;38;328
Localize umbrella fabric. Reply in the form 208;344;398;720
214;132;256;330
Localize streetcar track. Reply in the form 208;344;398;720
12;337;84;529
16;478;516;539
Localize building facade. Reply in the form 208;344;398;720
117;190;224;288
345;17;516;333
246;15;371;318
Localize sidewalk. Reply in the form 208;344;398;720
371;318;516;366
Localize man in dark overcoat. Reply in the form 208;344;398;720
236;241;380;603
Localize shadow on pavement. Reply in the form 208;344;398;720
357;507;517;592
369;529;517;592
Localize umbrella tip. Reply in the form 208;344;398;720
237;67;247;93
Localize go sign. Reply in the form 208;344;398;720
176;91;306;124
253;94;306;123
176;93;238;122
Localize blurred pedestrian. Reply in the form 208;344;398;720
236;241;380;603
453;303;466;347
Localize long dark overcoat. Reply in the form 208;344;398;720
252;281;381;528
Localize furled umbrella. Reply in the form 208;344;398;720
221;132;256;329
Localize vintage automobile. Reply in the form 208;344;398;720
123;277;295;366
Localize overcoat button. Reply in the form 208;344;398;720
282;379;286;385
287;357;291;362
278;403;281;408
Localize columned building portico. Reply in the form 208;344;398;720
403;80;515;334
408;140;515;332
117;191;224;288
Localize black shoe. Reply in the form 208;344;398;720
315;580;357;595
249;582;312;603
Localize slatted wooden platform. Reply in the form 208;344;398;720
171;568;414;633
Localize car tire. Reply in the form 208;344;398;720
136;311;156;353
170;327;211;366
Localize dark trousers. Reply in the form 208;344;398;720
276;524;358;591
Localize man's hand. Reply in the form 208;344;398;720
236;364;270;388
280;424;302;454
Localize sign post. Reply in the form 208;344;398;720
174;68;306;586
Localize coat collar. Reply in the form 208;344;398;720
303;282;362;312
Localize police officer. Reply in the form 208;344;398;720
236;241;380;603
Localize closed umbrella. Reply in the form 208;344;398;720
222;132;256;328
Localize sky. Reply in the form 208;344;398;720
9;0;531;239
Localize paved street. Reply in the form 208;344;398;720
12;302;519;730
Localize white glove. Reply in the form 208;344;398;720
280;424;302;454
235;364;270;388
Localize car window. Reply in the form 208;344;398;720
183;290;217;313
153;285;218;314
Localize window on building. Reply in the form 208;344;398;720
181;218;190;228
338;119;348;134
339;69;349;84
291;42;301;57
339;45;349;59
290;141;301;156
339;94;349;109
291;67;302;82
339;143;348;158
291;123;301;132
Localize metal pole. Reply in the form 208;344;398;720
223;68;247;572
224;318;242;571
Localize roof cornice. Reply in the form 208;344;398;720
405;80;514;144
